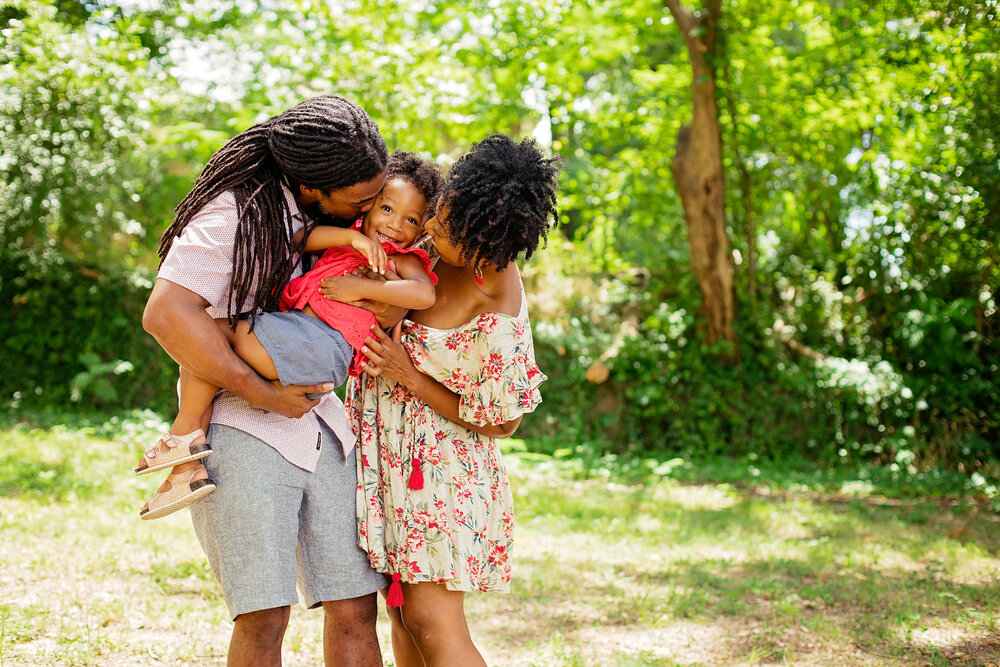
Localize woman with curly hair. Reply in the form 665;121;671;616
339;134;561;665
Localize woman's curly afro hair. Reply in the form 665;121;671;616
440;135;561;274
385;149;444;220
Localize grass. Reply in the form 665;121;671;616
0;411;998;665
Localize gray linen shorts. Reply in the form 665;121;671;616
252;310;354;394
190;423;385;619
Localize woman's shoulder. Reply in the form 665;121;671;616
409;304;529;341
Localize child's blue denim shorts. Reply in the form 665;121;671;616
252;309;353;393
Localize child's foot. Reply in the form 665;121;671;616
139;463;216;521
134;429;211;475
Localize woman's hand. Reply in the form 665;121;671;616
359;323;419;386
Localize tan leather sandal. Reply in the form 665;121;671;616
139;464;216;520
134;429;212;475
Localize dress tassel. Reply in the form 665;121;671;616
386;573;405;607
408;457;424;490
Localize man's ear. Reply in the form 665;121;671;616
299;184;318;202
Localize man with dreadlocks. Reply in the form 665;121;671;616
142;95;393;667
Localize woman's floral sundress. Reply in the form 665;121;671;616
347;286;545;593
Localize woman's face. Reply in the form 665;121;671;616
424;205;465;267
360;178;426;248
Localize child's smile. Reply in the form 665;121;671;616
362;177;427;248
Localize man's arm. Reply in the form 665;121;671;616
143;279;331;418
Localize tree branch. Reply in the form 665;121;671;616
704;0;722;52
662;0;695;38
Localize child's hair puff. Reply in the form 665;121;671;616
440;135;561;274
385;150;444;220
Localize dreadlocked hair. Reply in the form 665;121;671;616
440;135;561;275
385;150;444;220
156;95;387;327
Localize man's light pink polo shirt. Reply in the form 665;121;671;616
157;185;356;470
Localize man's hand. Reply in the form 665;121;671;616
261;379;333;419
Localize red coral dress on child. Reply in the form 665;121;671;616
279;222;437;376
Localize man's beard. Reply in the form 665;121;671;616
299;201;357;229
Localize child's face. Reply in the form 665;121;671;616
360;178;427;248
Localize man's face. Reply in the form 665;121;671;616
299;169;388;226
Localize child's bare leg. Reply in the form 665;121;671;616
172;367;218;435
137;319;281;519
138;371;215;519
136;340;223;518
217;318;280;381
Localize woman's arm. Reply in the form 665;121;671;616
359;324;522;439
318;253;435;310
142;279;331;418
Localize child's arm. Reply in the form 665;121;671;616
294;226;388;274
318;253;435;310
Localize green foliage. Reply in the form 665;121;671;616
0;250;175;412
1;0;995;473
523;249;997;470
1;1;151;264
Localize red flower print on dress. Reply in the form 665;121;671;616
483;353;505;381
424;443;443;466
410;508;434;527
449;368;471;389
478;312;499;334
466;555;482;580
445;330;465;351
389;383;409;403
406;528;426;553
519;390;534;409
453;439;471;465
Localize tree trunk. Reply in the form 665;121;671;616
663;0;738;355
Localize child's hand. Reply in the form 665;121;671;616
320;274;373;303
351;233;388;275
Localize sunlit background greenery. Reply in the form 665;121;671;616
1;0;997;484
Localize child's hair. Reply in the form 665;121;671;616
385;150;444;220
439;135;561;274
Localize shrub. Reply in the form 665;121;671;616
0;249;177;412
